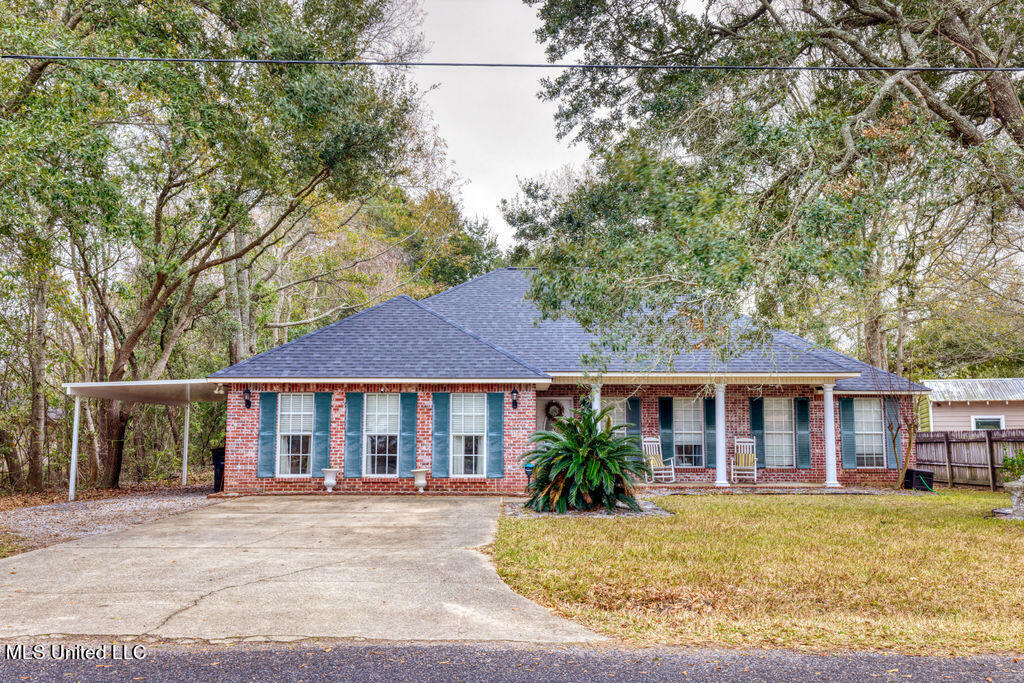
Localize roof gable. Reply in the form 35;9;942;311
210;295;548;380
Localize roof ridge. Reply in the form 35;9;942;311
208;296;407;378
407;296;550;378
423;267;517;304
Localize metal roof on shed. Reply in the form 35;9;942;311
922;378;1024;402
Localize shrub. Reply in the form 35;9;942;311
1002;450;1024;482
522;404;650;513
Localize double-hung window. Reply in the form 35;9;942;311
278;393;314;476
673;398;704;467
608;399;628;436
364;393;399;476
853;398;885;468
451;393;486;476
764;397;795;467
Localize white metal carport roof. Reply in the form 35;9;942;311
62;379;226;501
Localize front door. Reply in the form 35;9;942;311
537;396;574;432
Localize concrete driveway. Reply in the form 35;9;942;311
0;496;599;643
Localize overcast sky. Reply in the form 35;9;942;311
411;0;590;247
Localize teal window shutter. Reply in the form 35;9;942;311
749;397;765;468
625;397;642;451
795;397;811;469
884;397;902;469
432;392;450;478
344;392;363;478
311;392;332;477
658;397;674;461
839;397;857;469
399;392;417;478
257;392;277;478
703;398;716;469
486;392;504;478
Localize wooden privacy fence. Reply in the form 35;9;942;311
915;429;1024;490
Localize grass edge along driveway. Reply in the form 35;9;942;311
491;491;1024;655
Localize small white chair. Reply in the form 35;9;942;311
642;437;676;484
732;437;757;484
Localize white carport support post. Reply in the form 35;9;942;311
714;383;729;487
823;383;840;488
68;396;81;501
181;384;190;485
590;383;601;412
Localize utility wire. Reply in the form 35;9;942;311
3;53;1024;72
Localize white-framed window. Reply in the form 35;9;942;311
673;398;704;467
607;398;628;436
764;397;795;468
973;415;1004;430
364;393;399;476
451;393;486;477
278;393;314;476
853;398;886;468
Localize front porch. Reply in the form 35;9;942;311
536;379;913;489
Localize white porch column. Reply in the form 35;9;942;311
715;383;728;487
68;396;81;501
590;383;601;412
181;384;190;485
823;383;840;488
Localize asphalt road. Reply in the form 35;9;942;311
1;643;1021;681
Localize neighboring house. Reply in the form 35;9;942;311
210;268;927;494
922;378;1024;431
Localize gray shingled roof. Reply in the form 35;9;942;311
422;268;928;391
210;295;548;380
210;267;929;392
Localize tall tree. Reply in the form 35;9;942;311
508;0;1023;371
2;0;420;488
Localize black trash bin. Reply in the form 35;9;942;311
903;468;934;491
211;446;226;492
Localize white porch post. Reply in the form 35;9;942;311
823;383;840;488
590;383;601;412
715;383;728;487
68;396;81;501
181;385;190;486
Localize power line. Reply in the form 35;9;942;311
3;53;1024;72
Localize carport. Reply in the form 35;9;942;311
62;379;226;500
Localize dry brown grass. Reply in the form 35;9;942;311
0;531;24;559
0;477;213;513
491;491;1024;655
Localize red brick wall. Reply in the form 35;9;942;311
224;383;534;495
225;380;916;494
537;384;916;487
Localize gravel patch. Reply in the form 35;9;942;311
503;498;671;518
0;485;217;550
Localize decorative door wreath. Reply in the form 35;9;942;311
544;400;565;420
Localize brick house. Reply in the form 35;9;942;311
203;268;927;494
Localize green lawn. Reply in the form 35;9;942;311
491;491;1024;655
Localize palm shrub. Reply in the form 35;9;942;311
523;405;650;513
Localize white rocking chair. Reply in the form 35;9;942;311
642;437;676;484
732;437;757;484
